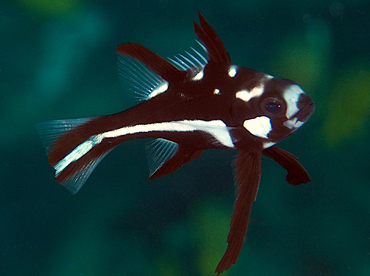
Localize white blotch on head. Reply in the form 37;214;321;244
228;66;237;77
236;90;249;101
295;121;304;128
249;85;265;98
192;69;204;81
213;88;220;95
283;84;304;119
236;83;265;102
263;141;276;149
284;117;297;129
243;116;272;139
284;117;304;129
148;82;169;99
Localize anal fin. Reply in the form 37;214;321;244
147;139;203;180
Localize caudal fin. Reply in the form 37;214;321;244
36;118;113;194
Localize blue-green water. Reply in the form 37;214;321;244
1;0;369;275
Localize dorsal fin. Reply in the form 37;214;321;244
167;43;208;70
193;12;231;65
117;54;166;101
117;42;208;101
116;43;184;82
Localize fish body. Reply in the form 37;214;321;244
37;13;315;274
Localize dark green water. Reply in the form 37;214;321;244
1;0;369;275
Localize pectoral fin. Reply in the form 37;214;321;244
262;146;310;186
216;150;261;274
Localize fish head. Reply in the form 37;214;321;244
233;73;315;147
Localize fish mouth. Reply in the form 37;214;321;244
295;94;315;122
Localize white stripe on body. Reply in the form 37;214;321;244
54;119;234;176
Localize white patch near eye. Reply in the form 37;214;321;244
263;141;276;149
192;69;204;81
236;84;265;102
284;117;297;129
148;82;169;99
213;88;220;95
295;121;304;128
228;66;237;77
284;118;304;129
283;84;304;119
243;116;272;139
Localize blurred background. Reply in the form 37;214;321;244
0;0;369;275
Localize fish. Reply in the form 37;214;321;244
36;13;315;274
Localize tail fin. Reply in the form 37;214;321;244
36;118;113;194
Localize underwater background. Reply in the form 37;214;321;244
1;0;369;275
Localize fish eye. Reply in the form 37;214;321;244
266;101;281;112
261;97;286;117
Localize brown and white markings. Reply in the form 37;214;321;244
37;13;315;275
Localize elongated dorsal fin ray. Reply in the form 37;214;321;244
216;150;261;274
193;12;231;65
146;138;179;177
262;146;310;185
149;145;203;180
36;118;92;154
116;43;184;82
